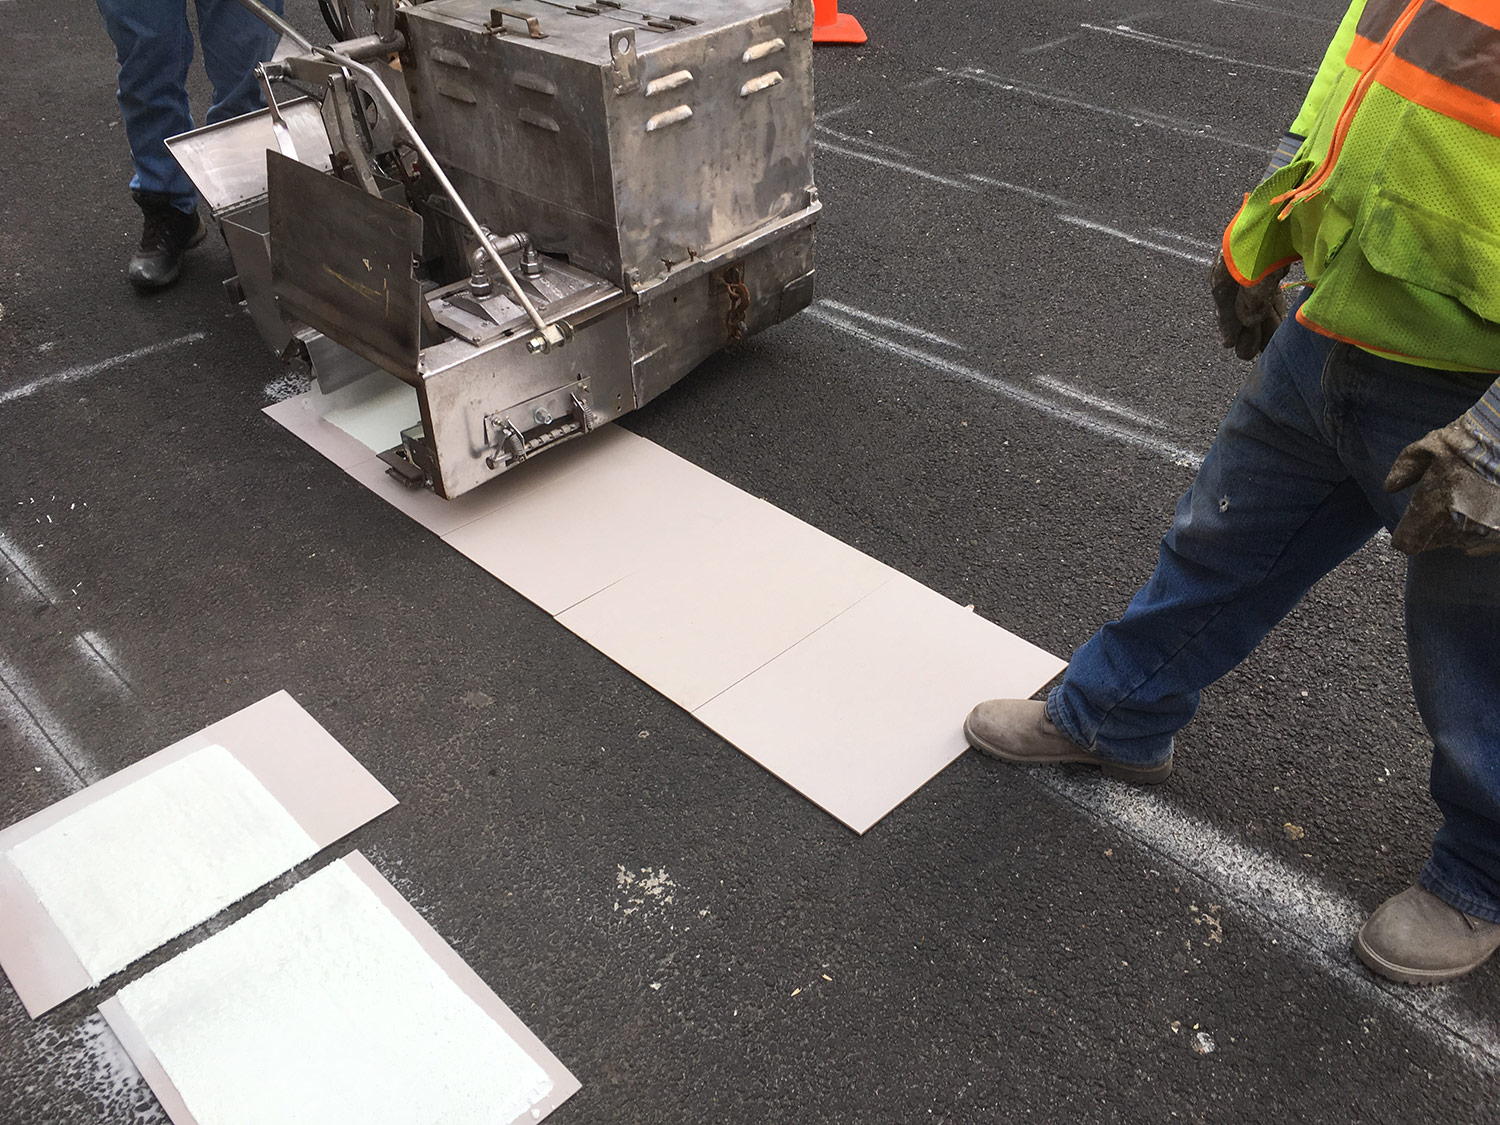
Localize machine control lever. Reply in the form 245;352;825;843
232;0;566;350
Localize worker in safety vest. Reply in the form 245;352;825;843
966;0;1500;985
96;0;284;291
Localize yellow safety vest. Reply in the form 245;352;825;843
1224;0;1500;373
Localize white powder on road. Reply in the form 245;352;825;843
116;861;553;1125
7;744;316;981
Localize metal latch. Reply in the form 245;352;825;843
489;7;547;37
484;417;530;469
483;388;595;470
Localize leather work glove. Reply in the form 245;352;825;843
1210;253;1289;361
1384;389;1500;557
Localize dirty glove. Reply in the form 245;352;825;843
1211;253;1289;361
1384;385;1500;557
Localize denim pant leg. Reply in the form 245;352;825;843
1047;310;1385;766
194;0;282;125
1317;348;1500;923
1410;551;1500;922
97;0;197;210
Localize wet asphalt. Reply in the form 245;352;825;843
2;0;1498;1121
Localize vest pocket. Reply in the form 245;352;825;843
1361;188;1500;324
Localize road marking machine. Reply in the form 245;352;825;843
171;0;820;498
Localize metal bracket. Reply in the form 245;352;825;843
609;29;639;93
320;74;381;196
378;445;427;489
372;0;397;40
570;390;595;433
489;7;547;37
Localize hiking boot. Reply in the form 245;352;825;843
963;698;1173;784
1353;885;1500;985
128;191;206;291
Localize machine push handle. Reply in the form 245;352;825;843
488;7;549;38
228;0;567;351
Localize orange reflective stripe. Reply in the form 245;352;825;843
1392;1;1500;120
1346;33;1384;70
1379;53;1500;137
1276;0;1426;217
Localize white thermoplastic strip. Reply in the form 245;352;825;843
6;745;316;983
113;859;562;1125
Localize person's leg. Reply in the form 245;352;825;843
194;0;283;125
96;0;196;210
1318;348;1500;925
96;0;206;289
1043;308;1385;767
1354;552;1500;980
1286;344;1500;981
1411;550;1500;922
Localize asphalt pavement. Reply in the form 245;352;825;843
2;0;1498;1121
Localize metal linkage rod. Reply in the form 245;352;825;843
237;0;316;51
315;48;564;347
231;0;564;348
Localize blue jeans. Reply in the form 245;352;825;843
96;0;284;212
1048;295;1500;922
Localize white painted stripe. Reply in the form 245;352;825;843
1041;773;1500;1075
1148;226;1219;251
1031;374;1176;432
73;632;137;696
817;124;929;160
1057;215;1215;265
806;306;1206;469
1;528;137;694
945;69;1265;153
1020;34;1076;54
0;538;109;786
0;647;98;788
817;101;862;119
0;334;205;407
1080;23;1318;78
818;299;964;350
1204;0;1341;26
812;139;979;191
0;530;59;604
965;173;1073;209
818;126;1218;274
817;126;1075;209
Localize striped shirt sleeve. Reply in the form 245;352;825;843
1464;380;1500;484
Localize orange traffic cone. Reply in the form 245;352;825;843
812;0;866;44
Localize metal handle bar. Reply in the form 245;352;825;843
235;0;565;348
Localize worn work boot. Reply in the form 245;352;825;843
128;191;206;291
1353;885;1500;985
963;699;1173;784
